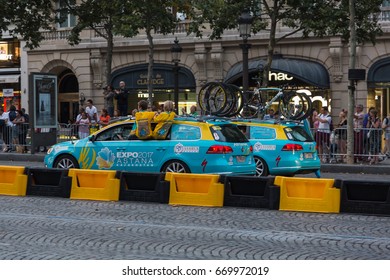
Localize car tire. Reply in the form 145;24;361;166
254;156;269;177
53;154;80;169
162;160;190;173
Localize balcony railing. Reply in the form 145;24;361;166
41;20;191;41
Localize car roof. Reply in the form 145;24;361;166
102;116;235;132
231;118;304;128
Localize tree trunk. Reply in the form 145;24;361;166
105;30;114;85
261;3;277;87
146;29;154;106
347;0;357;164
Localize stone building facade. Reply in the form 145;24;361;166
15;11;390;124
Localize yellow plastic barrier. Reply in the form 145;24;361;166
165;173;224;207
69;169;120;201
0;166;28;196
274;176;340;213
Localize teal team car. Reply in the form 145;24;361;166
44;118;255;175
233;119;320;177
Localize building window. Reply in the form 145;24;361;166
0;38;20;68
57;0;76;28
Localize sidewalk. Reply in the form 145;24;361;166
1;150;390;174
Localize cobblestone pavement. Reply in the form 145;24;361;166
1;195;390;260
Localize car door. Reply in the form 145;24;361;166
83;123;133;171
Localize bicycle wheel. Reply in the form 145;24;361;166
278;90;312;120
217;84;242;117
197;82;227;115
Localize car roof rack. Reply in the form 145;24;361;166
175;115;232;123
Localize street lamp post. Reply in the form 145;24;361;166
238;9;253;93
171;38;182;114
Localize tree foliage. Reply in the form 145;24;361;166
62;0;190;94
189;0;384;85
0;0;56;49
188;0;265;39
287;0;383;44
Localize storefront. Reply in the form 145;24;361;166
367;57;390;118
224;56;331;112
0;38;21;111
110;63;196;114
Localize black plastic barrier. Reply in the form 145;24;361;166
118;171;170;203
26;168;72;198
335;179;390;215
222;175;279;209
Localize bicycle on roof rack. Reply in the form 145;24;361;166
197;81;312;121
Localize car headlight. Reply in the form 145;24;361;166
47;148;53;154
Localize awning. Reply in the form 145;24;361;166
224;57;330;88
367;57;390;88
0;74;20;84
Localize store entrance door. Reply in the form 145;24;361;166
58;92;79;124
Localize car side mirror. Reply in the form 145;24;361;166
89;135;96;142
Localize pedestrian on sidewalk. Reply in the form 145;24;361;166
382;113;390;157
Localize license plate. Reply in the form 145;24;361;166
236;156;246;163
304;153;313;159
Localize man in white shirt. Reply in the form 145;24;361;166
0;107;12;152
85;99;98;124
315;106;332;163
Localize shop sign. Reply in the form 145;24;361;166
268;71;294;81
2;88;13;97
136;73;165;86
0;54;12;60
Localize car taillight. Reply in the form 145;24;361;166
282;144;303;151
207;145;233;154
249;145;253;152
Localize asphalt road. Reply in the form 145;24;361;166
1;195;390;260
1;159;390;260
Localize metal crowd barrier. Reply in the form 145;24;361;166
311;127;387;164
0;123;102;154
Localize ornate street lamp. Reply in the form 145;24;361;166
238;9;253;93
171;38;182;114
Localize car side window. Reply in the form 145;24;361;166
250;126;276;139
171;124;201;140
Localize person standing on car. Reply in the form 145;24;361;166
315;106;332;163
115;81;129;116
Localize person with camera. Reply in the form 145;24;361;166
103;85;115;117
366;108;381;165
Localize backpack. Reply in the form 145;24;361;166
153;121;172;140
136;118;152;139
134;111;155;140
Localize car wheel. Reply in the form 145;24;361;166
53;154;80;169
162;160;190;173
254;156;269;177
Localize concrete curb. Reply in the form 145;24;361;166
0;152;390;174
320;163;390;175
0;153;45;162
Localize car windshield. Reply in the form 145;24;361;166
210;125;248;143
284;126;314;142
